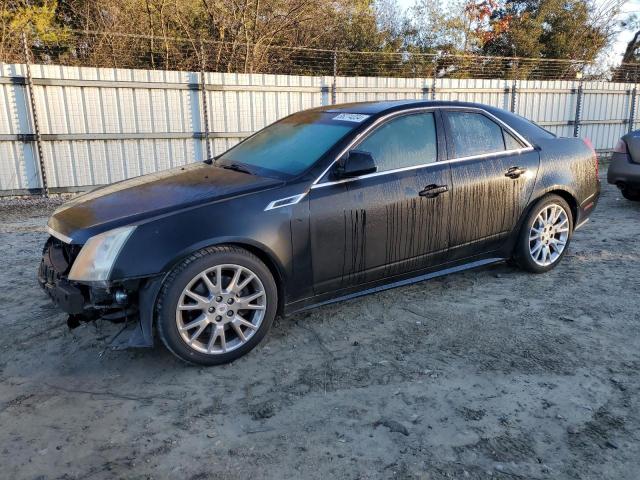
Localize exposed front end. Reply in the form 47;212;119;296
38;236;86;318
38;229;157;345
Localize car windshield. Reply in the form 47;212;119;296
215;110;362;178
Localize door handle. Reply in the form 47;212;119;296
505;166;526;179
419;184;449;198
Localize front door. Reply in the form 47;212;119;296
309;110;451;294
442;109;540;259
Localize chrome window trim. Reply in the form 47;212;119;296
264;193;308;211
47;226;73;244
445;146;534;164
310;146;534;189
310;105;534;190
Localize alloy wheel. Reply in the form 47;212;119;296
175;264;266;354
528;203;570;266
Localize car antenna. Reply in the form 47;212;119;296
204;154;220;165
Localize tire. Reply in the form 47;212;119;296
621;187;640;201
513;194;573;274
156;246;278;366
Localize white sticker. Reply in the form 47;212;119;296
332;113;370;123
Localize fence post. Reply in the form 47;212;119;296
331;50;337;105
510;78;518;113
430;56;438;100
21;32;48;197
629;86;637;134
200;41;212;160
573;74;584;138
629;70;638;134
510;59;518;113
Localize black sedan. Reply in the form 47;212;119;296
40;100;600;365
608;130;640;201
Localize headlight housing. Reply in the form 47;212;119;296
68;226;136;284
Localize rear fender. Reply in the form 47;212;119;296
502;186;579;257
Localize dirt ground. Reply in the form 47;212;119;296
0;168;639;480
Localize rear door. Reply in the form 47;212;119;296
309;110;451;294
442;109;539;259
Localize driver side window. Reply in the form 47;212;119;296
357;112;438;172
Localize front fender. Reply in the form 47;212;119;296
121;236;287;350
162;235;288;285
110;193;295;284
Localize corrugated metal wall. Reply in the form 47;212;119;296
517;80;577;139
579;81;634;150
1;63;638;194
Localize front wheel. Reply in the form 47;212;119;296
156;246;278;366
513;195;573;273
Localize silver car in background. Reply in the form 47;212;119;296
608;130;640;201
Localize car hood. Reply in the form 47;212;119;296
48;162;283;243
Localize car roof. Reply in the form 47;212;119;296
318;100;554;141
320;99;487;114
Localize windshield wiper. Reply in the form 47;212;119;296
220;163;253;175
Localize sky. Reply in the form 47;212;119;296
395;0;640;64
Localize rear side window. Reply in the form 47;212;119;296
504;130;524;150
357;112;437;172
445;111;507;158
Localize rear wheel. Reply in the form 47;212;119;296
621;186;640;201
513;195;573;273
156;246;277;365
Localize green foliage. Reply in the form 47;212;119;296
3;0;69;43
480;0;612;62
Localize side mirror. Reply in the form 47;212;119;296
336;150;377;178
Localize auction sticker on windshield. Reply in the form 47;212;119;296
332;113;370;122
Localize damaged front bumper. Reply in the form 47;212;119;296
38;236;162;348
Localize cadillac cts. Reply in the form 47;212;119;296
39;100;600;365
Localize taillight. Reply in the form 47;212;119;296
613;138;628;154
583;137;598;179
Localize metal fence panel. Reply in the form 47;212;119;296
516;80;577;139
335;76;428;104
437;78;510;110
205;72;327;156
0;63;41;191
23;65;205;189
580;81;632;150
1;63;639;194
